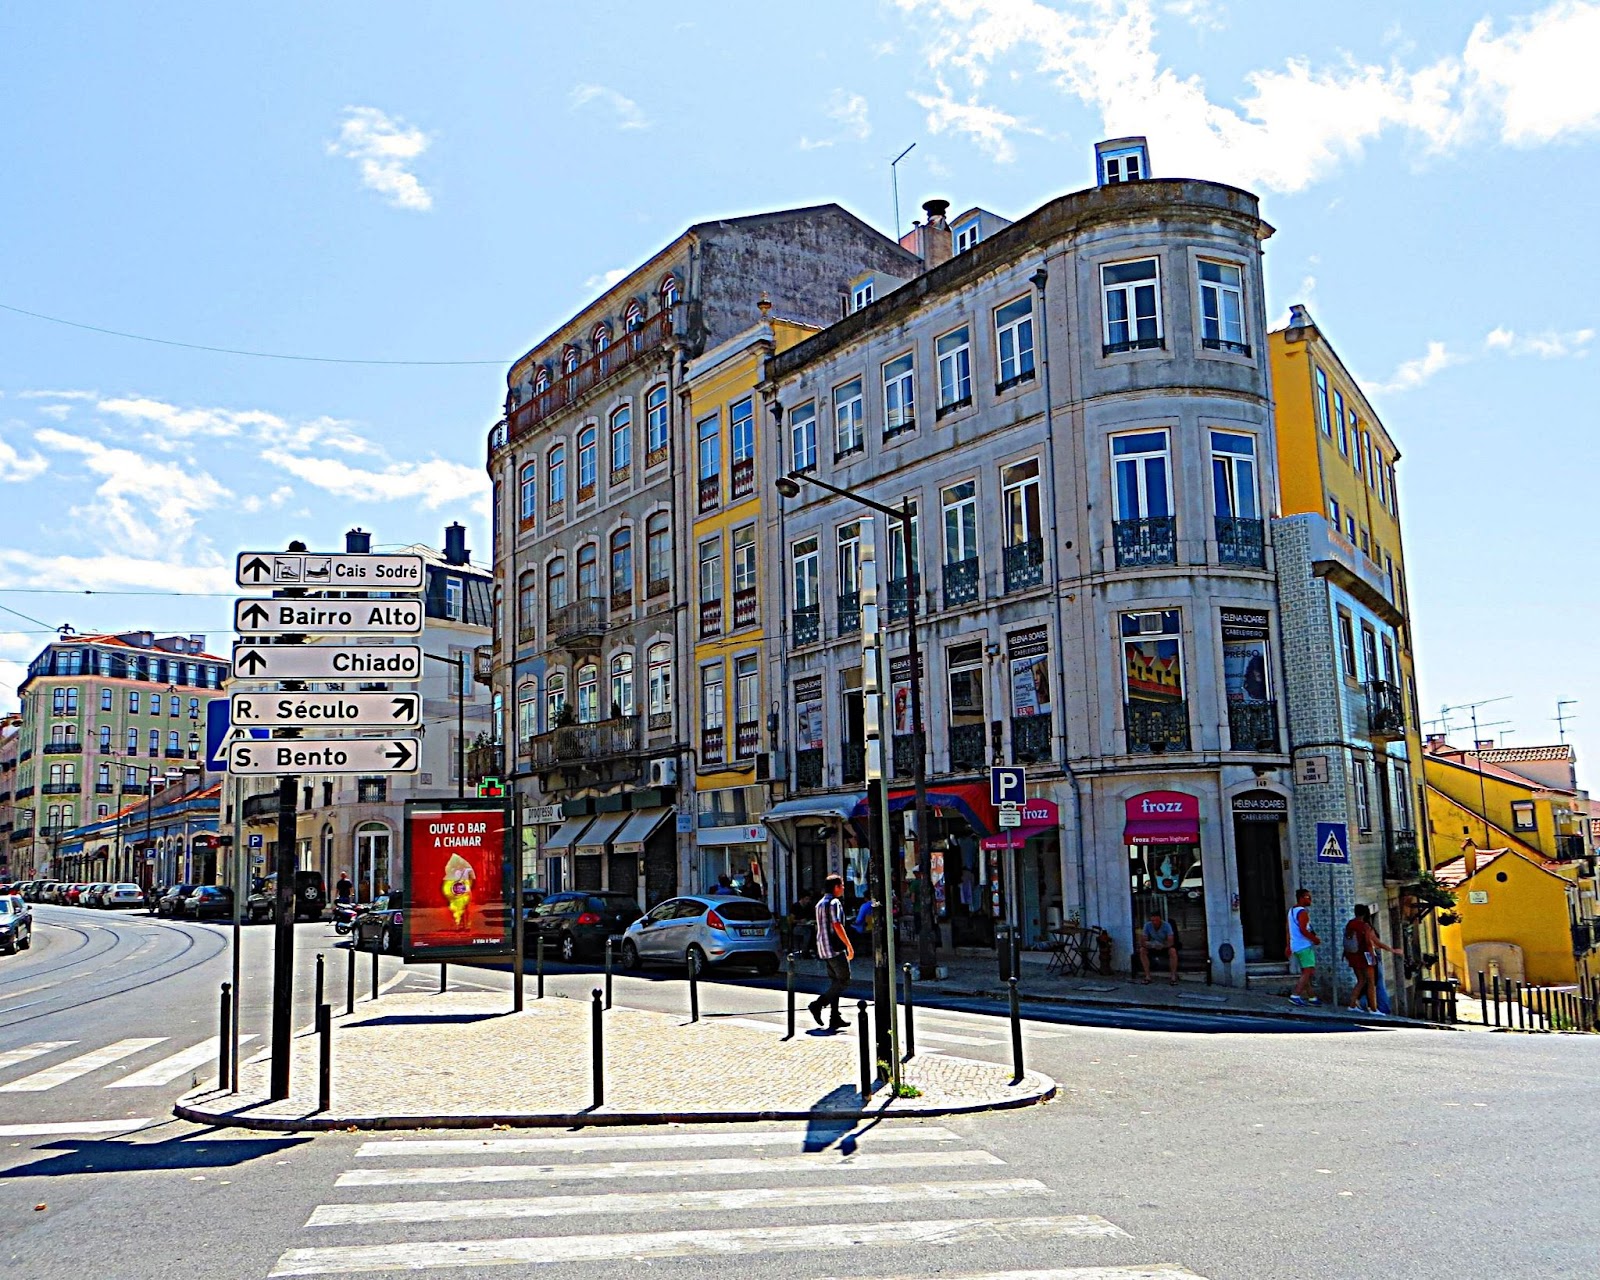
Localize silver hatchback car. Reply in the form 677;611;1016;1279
620;894;781;976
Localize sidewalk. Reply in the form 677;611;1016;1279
175;990;1055;1133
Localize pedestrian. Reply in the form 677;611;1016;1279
1136;910;1179;985
1342;903;1400;1014
807;873;853;1031
743;869;765;903
1286;887;1322;1006
713;873;735;895
335;872;353;905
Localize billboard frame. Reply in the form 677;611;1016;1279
401;797;514;964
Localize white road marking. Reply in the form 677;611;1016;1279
815;1270;1205;1280
356;1125;961;1158
108;1035;257;1088
339;1148;1004;1188
0;983;60;1003
308;1176;1050;1227
0;1041;75;1070
0;1038;167;1092
0;1118;154;1137
271;1214;1129;1276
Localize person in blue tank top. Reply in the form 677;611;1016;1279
1286;887;1322;1006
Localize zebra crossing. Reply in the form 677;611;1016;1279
0;1034;255;1092
270;1125;1208;1278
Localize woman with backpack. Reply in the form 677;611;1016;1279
1343;903;1400;1014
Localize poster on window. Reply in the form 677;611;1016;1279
1008;626;1052;718
888;655;922;735
1124;638;1184;702
402;799;512;962
1221;610;1269;704
794;675;824;751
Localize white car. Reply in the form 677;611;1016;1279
102;883;146;910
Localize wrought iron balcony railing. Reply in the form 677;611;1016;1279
1011;714;1052;764
949;722;987;772
1227;699;1280;752
943;556;980;608
887;574;920;623
1003;539;1045;593
841;742;865;786
735;720;760;759
699;598;723;638
41;783;78;796
1384;829;1422;882
42;742;83;755
892;732;921;779
1366;679;1405;740
836;591;861;636
466;743;505;784
1113;516;1177;568
794;748;824;790
1215;516;1266;568
792;605;821;647
733;587;758;629
551;597;607;652
530;717;642;769
1126;699;1190;752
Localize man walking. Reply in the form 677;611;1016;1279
808;873;853;1031
1286;886;1321;1006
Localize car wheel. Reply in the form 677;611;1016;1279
754;954;779;977
380;925;396;954
621;939;641;971
559;933;576;963
1;939;13;956
18;932;29;950
686;944;707;977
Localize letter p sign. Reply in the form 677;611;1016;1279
990;765;1026;807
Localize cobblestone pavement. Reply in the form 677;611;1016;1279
178;989;1053;1128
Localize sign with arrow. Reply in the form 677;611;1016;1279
233;598;424;636
226;736;421;776
235;551;424;591
231;643;423;682
230;691;421;728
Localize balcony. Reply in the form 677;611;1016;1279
699;597;723;639
887;574;920;623
1011;714;1052;765
733;586;757;629
1384;829;1422;882
1113;516;1177;568
794;748;824;790
242;792;283;824
1102;336;1166;357
551;597;607;653
15;786;32;800
792;605;821;647
1126;700;1191;753
41;783;78;796
1228;699;1280;752
731;456;755;500
357;778;388;804
19;750;31;763
10;828;32;843
42;741;82;755
94;782;114;794
1572;921;1595;956
943;556;980;609
164;748;187;760
1003;539;1045;593
1365;680;1405;740
892;732;921;779
119;782;149;796
949;723;987;772
1201;337;1252;357
836;591;861;636
701;725;725;767
467;743;504;785
735;720;760;759
1215;516;1266;568
833;741;862;786
40;824;68;838
698;475;720;513
501;309;673;451
530;717;641;770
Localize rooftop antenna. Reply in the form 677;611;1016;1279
1556;698;1578;744
890;142;916;239
1440;696;1512;849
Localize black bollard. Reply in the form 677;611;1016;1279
315;953;325;1012
218;982;232;1090
1008;976;1025;1084
785;953;797;1041
346;944;356;1017
1478;971;1488;1027
1512;982;1523;1029
688;955;700;1024
536;935;545;1000
856;999;872;1101
591;988;604;1109
604;938;613;1011
440;963;448;994
902;963;916;1061
372;943;380;1001
316;1004;331;1113
1491;974;1502;1027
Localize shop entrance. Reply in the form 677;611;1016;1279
1128;842;1207;962
1233;815;1287;962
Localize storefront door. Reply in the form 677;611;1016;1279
1128;843;1207;960
1234;816;1287;962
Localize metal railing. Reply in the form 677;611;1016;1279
1113;516;1177;568
1011;715;1052;764
733;587;758;629
530;718;641;769
1227;699;1279;751
949;723;987;771
42;741;83;755
1384;830;1421;881
1003;539;1045;592
551;597;607;651
1366;679;1405;739
836;591;861;636
242;792;280;822
841;742;865;785
502;310;673;447
466;744;504;784
792;605;821;647
887;574;919;623
1125;700;1190;752
794;749;824;789
1215;516;1266;568
892;732;921;779
943;556;980;608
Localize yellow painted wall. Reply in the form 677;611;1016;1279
1425;755;1574;864
1425;784;1544;866
1439;851;1579;987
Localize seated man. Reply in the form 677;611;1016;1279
1136;911;1179;985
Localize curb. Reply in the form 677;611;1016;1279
171;1071;1057;1134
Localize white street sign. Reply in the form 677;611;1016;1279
235;551;424;592
226;737;420;775
231;643;422;681
998;804;1023;830
233;598;423;636
230;691;420;728
1294;754;1330;785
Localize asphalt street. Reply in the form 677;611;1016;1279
2;904;1596;1279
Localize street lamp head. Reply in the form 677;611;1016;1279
1029;266;1048;292
773;476;802;500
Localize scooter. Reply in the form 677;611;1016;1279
332;901;360;935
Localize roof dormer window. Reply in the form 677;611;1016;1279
1096;137;1151;186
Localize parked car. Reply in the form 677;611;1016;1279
0;896;31;954
182;885;235;921
527;892;644;963
101;883;146;910
352;892;405;954
84;883;110;908
246;870;327;923
155;883;196;917
620;894;781;976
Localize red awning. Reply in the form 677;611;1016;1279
1124;790;1200;845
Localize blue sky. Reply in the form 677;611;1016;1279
1;1;1596;771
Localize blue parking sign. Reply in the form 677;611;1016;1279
990;766;1026;807
1315;822;1349;864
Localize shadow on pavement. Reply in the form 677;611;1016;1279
2;1134;310;1179
343;1012;503;1029
801;1091;876;1151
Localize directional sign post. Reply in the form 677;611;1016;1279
227;737;421;776
233;598;423;637
230;691;421;728
231;643;424;682
236;551;424;592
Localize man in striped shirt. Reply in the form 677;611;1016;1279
808;873;853;1031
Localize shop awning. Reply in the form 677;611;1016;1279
544;816;594;853
1124;790;1201;845
575;811;630;857
762;793;866;850
612;807;672;855
855;780;999;838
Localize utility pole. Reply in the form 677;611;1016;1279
269;541;309;1103
860;523;900;1089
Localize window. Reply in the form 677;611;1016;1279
789;401;817;472
609;406;632;476
545;671;567;726
562;346;580;375
698;536;722;610
1101;258;1162;352
836;521;861;604
734;654;759;756
576;426;597;500
833;378;864;457
1354;759;1372;832
1387;463;1398;515
166;693;177;716
943;480;978;565
729;397;755;494
852;279;874;311
1375;451;1388;508
189;697;199;719
697;414;721;510
1362;431;1375;489
887;502;919;585
149;729;159;755
517;571;537;635
1360;624;1380;684
623;300;644;331
100;688;112;711
610;528;633;605
576;663;599;724
168;730;179;754
534;367;550;393
1511;800;1537;832
1314;367;1332;437
954;220;981;252
547;444;567;507
1328;495;1341;528
547;557;568;612
128;690;140;713
660;274;680;308
994;295;1035;388
577;544;598;599
519;462;536;519
1210;432;1259;519
126;727;138;752
610;653;634;719
444;578;463;621
1003;460;1041;547
1121;609;1185;750
701;662;725;733
646;384;669;460
732;524;757;598
1112;431;1172;520
647;644;672;722
646;513;671;594
1335;392;1349;457
1336;610;1358;679
1100;147;1144;183
1380;635;1396;684
517;682;537;744
883;354;915;436
1197;260;1246;352
592;322;611;352
1346;513;1357;543
792;537;820;609
1394;762;1411;830
98;725;111;751
936;325;972;411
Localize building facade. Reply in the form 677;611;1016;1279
0;713;20;878
764;151;1290;986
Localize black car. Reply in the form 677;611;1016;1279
526;891;643;963
182;885;235;921
352;892;405;954
246;870;328;923
155;883;196;917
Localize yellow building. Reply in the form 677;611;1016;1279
683;308;816;896
1435;847;1595;988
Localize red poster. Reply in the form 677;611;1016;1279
403;801;511;959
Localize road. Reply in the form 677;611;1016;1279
2;904;1596;1279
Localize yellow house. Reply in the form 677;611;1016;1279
1435;847;1594;988
683;307;816;894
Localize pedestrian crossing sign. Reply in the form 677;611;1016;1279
1315;821;1349;864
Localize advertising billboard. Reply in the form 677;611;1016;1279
402;799;513;962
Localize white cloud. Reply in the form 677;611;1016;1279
894;0;1600;193
327;106;434;211
1164;0;1224;30
1484;325;1595;357
0;549;234;595
0;435;47;482
1370;340;1463;394
93;395;377;455
583;267;630;292
801;90;875;151
259;449;487;513
19;389;96;401
238;485;295;515
570;84;650;131
912;85;1034;162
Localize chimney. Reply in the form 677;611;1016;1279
1464;844;1478;879
1288;304;1314;332
919;199;953;270
1425;733;1446;751
345;527;371;554
443;522;470;567
1475;740;1495;752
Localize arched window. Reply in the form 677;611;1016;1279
517;681;538;745
592;322;611;351
577;543;598;599
517;570;538;637
576;662;599;724
624;300;644;331
534;367;551;393
547;443;567;507
647;643;672;723
126;727;138;753
354;823;391;900
645;384;669;461
610;652;635;719
562;346;580;375
646;512;671;595
609;405;632;476
609;528;633;605
518;462;536;520
660;275;680;309
546;671;567;727
97;763;110;787
98;725;110;751
576;426;597;499
546;557;568;612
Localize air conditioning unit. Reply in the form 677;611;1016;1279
649;758;677;788
1136;611;1166;635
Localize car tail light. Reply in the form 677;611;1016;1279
705;909;727;931
576;912;602;926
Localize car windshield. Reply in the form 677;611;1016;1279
589;896;642;918
702;899;772;922
0;901;14;918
